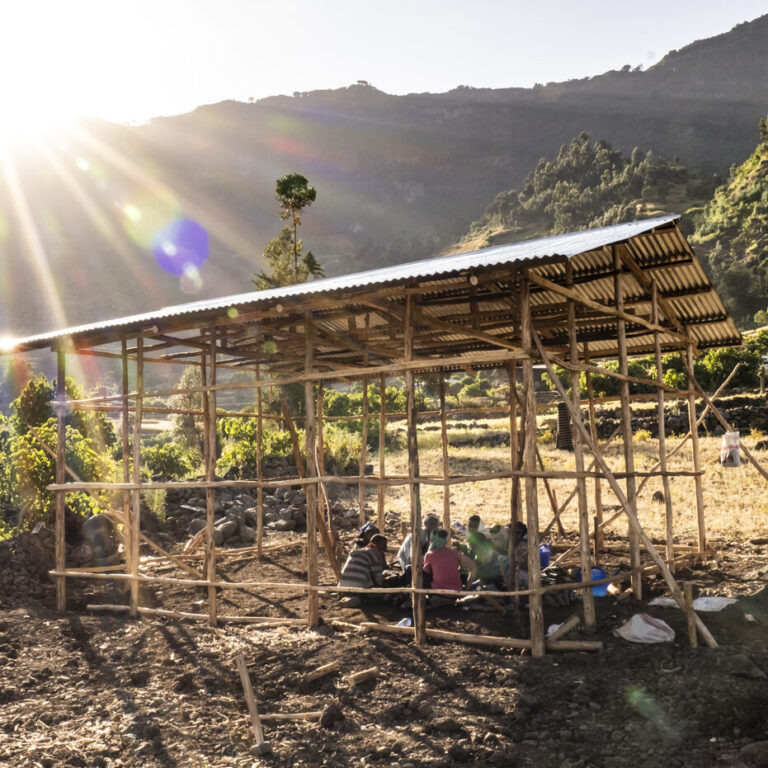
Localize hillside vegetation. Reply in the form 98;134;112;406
448;132;715;253
690;118;768;324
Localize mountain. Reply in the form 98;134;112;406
690;118;768;324
1;15;768;339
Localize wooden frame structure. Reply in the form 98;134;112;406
6;215;743;655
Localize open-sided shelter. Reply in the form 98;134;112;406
3;214;742;654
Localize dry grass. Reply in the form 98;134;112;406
372;418;768;543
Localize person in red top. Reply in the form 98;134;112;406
423;529;477;606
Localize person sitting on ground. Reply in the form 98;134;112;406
354;521;380;549
337;534;388;607
423;529;477;607
397;513;440;572
466;530;509;590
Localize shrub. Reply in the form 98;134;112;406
634;429;652;441
144;442;198;479
323;424;362;474
11;419;115;525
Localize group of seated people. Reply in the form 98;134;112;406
336;512;530;608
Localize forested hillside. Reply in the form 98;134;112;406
690;118;768;324
448;132;716;254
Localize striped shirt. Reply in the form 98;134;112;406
338;546;385;589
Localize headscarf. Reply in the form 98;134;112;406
429;530;447;550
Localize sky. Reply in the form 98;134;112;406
1;0;767;128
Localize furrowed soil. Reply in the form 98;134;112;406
2;524;768;768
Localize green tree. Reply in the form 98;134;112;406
254;173;324;288
170;366;204;451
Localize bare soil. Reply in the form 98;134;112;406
2;524;768;768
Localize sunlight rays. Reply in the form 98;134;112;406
0;145;68;330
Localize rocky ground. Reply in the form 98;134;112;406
1;520;768;768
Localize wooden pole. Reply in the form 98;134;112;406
120;339;131;578
236;654;271;756
130;336;143;618
377;373;386;531
55;344;67;612
521;276;545;657
305;312;319;627
583;342;603;558
204;327;218;626
507;362;520;588
405;294;425;645
439;374;450;535
614;246;641;599
684;582;698;649
530;327;718;649
686;343;706;553
256;365;264;558
567;263;595;632
316;382;337;546
652;285;675;571
358;377;369;526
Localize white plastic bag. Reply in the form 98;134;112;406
615;613;675;643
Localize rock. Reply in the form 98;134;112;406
213;528;225;546
215;519;239;540
754;440;768;452
188;518;206;535
237;493;255;507
652;491;665;503
273;519;295;532
279;508;295;522
416;701;433;719
239;525;256;543
319;702;343;729
264;512;278;524
226;504;245;521
244;507;259;527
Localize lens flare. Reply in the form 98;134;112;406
179;263;203;294
152;217;209;278
625;685;679;742
76;157;91;172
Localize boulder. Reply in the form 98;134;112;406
239;524;256;543
187;518;206;535
272;518;295;532
215;519;238;540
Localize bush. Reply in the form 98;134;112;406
144;442;198;479
11;419;115;525
323;424;362;474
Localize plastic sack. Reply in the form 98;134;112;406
615;613;675;643
720;431;741;467
648;595;737;612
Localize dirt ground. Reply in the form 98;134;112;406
2;519;768;768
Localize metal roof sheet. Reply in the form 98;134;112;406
2;214;741;359
5;216;682;351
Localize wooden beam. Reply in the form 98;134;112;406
686;343;706;553
130;336;143;618
305;312;320;627
521;277;545;657
204;327;218;626
55;344;67;612
405;294;425;645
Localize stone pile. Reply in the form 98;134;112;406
164;481;360;546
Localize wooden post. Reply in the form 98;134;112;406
567;263;596;632
507;362;520;591
521;276;545;657
684;582;698;649
256;365;264;558
686;343;706;553
614;247;641;599
583;342;603;558
317;382;336;545
203;327;217;626
55;344;67;612
405;294;425;644
439;374;450;535
130;336;143;618
305;312;319;627
358;377;369;526
377;373;386;531
120;339;131;577
652;285;675;571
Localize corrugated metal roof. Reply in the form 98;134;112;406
3;215;740;358
3;216;675;350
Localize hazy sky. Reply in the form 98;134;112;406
2;1;767;125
